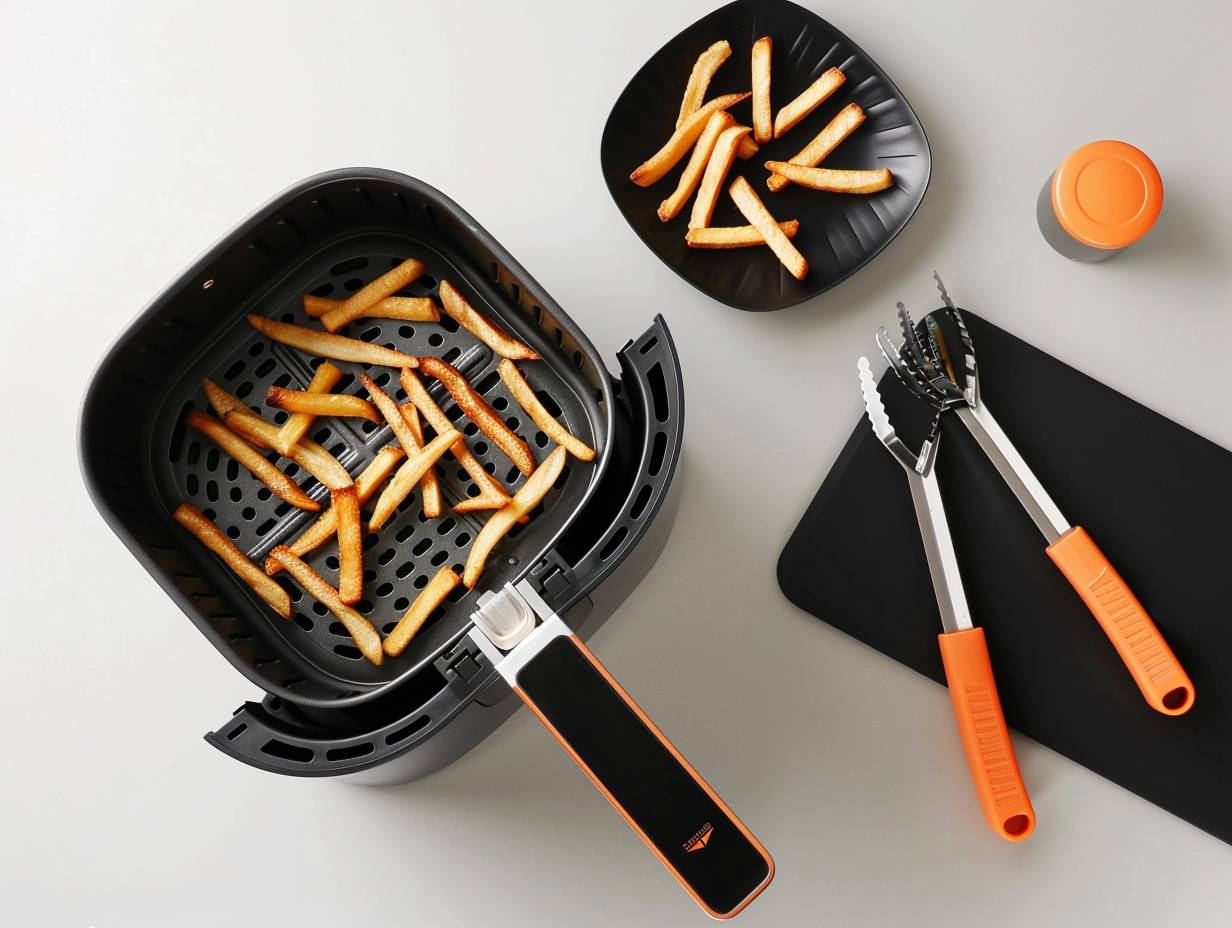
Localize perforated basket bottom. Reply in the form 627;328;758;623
151;233;602;695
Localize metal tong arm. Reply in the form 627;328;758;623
955;402;1070;543
905;468;974;634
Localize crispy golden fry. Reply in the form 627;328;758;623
332;486;363;605
772;66;845;138
400;368;511;512
685;219;800;248
368;430;460;531
318;258;425;332
247;314;418;368
271;362;343;456
736;135;759;160
384;567;461;657
362;376;446;516
202;378;247;418
400;402;442;517
676;40;732;128
224;410;353;491
762;163;893;194
185;411;319;512
751;36;773;143
463;447;567;588
418;357;535;476
499;360;595;461
689;124;752;229
266;446;404;576
268;386;380;422
657;110;734;222
729;177;809;280
630;92;751;187
268;546;382;665
174;503;291;619
767;102;865;192
438;281;539;361
303;294;439;322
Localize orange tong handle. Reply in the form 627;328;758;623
938;627;1036;842
1046;526;1194;715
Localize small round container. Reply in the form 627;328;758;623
1037;140;1163;262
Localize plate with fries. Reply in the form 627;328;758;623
600;0;931;311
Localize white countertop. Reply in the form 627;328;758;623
4;0;1231;924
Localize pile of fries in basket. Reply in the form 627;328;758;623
630;37;893;281
173;258;595;666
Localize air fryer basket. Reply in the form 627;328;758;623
81;169;614;709
81;169;773;919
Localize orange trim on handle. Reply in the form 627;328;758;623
514;634;774;920
937;628;1036;842
1046;526;1194;715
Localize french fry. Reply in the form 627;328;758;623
202;378;247;418
247;314;418;368
630;92;751;187
271;362;343;456
400;368;511;512
729;177;809;280
400;402;442;517
736;135;759;160
498;360;595;461
751;36;773;143
266;446;404;576
358;374;425;461
762;163;893;194
417;357;535;476
773;66;845;138
267;546;383;666
676;40;732;128
173;503;291;619
303;294;439;322
685;220;800;248
383;567;461;657
767;102;865;192
463;446;567;588
438;281;539;361
330;486;362;604
224;410;353;491
367;430;460;531
657;110;734;222
268;387;380;422
318;258;425;332
689;125;752;229
185;411;319;511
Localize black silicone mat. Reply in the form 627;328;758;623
778;312;1232;844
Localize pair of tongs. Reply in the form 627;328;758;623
878;275;1194;718
858;358;1036;841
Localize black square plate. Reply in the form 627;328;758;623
600;0;931;312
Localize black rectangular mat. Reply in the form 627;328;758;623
778;312;1232;844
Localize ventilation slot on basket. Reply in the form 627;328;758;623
385;715;431;746
326;742;375;762
260;739;314;763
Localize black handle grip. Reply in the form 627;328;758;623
514;634;773;918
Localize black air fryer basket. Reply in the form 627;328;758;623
80;170;772;919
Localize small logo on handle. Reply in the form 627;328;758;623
683;822;714;853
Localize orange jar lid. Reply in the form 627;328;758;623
1051;140;1163;249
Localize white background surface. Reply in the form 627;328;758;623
3;1;1231;925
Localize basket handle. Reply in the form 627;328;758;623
513;633;773;919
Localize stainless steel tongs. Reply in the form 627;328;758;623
877;275;1194;716
858;357;1035;842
